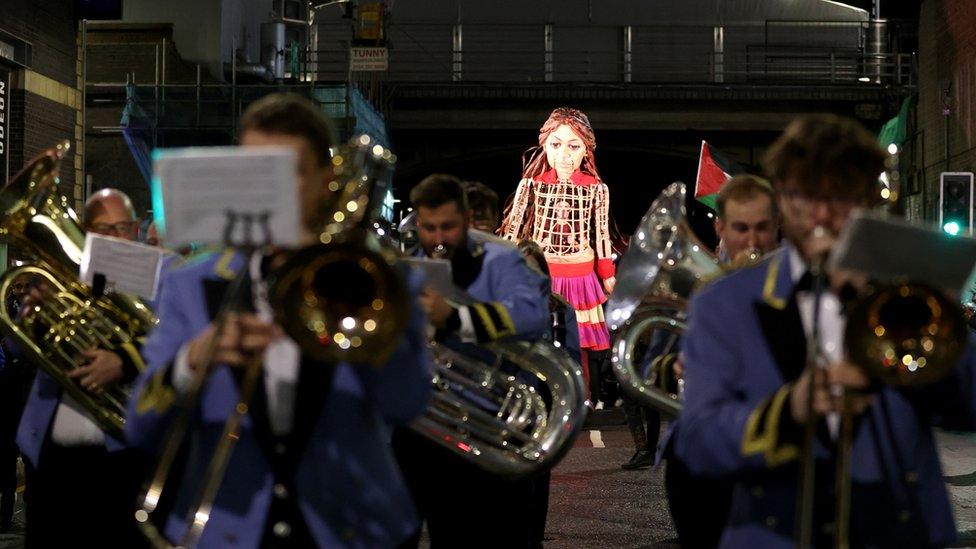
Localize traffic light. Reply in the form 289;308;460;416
940;172;973;236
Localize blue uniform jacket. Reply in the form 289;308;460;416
413;230;550;343
125;251;432;549
676;248;976;548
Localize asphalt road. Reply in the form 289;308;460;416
4;413;976;548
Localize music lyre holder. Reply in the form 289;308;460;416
796;258;826;549
135;208;274;549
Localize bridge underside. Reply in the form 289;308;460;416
387;82;906;131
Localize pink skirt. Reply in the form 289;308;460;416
550;269;610;351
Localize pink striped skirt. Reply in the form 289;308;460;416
549;264;610;351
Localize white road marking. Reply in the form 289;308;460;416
589;430;605;448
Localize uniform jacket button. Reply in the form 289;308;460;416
273;521;291;538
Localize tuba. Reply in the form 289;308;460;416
0;141;156;438
605;182;721;416
417;324;587;478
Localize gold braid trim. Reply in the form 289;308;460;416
134;366;176;416
741;385;800;467
489;302;516;338
762;255;787;310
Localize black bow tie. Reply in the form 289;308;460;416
794;270;859;306
794;270;829;293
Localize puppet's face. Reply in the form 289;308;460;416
544;124;586;181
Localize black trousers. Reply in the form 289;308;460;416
621;392;661;450
527;470;550;548
24;439;150;548
0;373;24;527
664;456;733;549
393;428;534;549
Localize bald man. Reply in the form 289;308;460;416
17;187;149;547
84;188;140;240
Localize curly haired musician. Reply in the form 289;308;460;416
677;114;976;548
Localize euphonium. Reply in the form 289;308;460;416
0;141;155;438
605;182;722;416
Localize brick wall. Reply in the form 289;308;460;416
0;0;81;208
0;0;77;88
917;0;976;220
10;91;77;191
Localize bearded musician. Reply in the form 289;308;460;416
393;173;551;548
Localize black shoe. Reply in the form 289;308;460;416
622;449;654;470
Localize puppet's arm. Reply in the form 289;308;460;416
501;178;533;241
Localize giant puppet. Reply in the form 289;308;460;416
500;108;615;368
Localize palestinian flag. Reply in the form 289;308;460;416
694;141;744;210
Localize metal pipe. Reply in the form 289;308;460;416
195;64;201;127
81;19;89;202
623;26;632;83
452;24;463;82
544;24;553;82
153;44;159;149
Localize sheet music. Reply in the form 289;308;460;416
80;233;166;300
830;209;976;293
153;146;301;247
401;257;471;304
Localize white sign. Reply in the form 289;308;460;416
0;41;13;63
350;47;389;71
152;146;301;248
80;233;167;301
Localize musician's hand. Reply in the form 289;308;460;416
186;313;278;370
603;276;616;294
800;225;836;266
68;349;124;394
672;355;684;381
827;268;869;296
419;289;454;328
18;283;52;320
789;361;873;424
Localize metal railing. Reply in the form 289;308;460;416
310;20;916;87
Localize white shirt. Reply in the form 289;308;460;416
173;253;300;436
50;393;106;446
788;244;843;438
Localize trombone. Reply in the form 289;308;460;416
796;149;972;548
135;136;409;548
